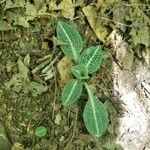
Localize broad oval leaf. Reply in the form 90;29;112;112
78;45;103;74
62;79;82;106
83;97;109;137
71;64;89;79
57;21;83;62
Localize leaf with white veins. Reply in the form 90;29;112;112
83;97;109;137
62;79;82;106
57;21;83;62
78;45;103;74
83;83;108;137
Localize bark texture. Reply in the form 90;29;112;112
111;30;150;150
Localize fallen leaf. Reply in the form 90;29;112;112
57;56;74;86
12;142;24;150
4;0;25;10
58;0;75;20
27;81;48;97
130;26;149;47
82;5;109;43
0;20;13;31
48;1;58;10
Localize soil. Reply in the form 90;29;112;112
0;0;149;150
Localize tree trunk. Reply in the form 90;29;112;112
111;30;150;150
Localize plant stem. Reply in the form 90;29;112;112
83;82;94;100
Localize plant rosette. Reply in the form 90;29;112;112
57;21;109;138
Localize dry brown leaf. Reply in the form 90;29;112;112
58;0;75;20
48;1;58;10
57;56;74;86
82;5;109;43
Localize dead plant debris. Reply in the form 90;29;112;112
0;0;149;149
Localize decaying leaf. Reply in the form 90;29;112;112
48;0;75;19
113;5;129;32
57;56;74;86
5;58;29;92
0;20;13;31
17;58;29;80
5;74;24;92
4;0;25;10
82;5;109;43
27;81;48;97
128;6;150;44
127;6;150;65
57;0;75;20
12;2;37;28
48;1;57;10
11;1;49;28
130;26;149;47
5;58;48;96
12;142;24;150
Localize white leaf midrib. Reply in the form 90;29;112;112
59;22;77;61
85;83;100;136
88;90;100;136
87;46;99;67
64;80;78;104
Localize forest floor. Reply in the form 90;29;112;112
0;0;149;150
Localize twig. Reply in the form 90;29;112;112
41;52;61;73
64;107;78;150
51;70;58;121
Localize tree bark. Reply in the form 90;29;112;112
111;30;150;150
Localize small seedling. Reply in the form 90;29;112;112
57;21;109;137
35;126;47;138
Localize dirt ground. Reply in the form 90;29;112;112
0;0;149;150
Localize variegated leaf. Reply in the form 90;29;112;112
57;21;83;62
78;45;103;74
83;83;109;137
62;79;82;106
83;97;109;137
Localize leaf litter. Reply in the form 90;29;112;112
0;0;149;149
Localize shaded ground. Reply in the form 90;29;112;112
0;0;149;150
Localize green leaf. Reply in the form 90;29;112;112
57;21;83;62
83;83;108;137
71;64;89;79
83;98;108;137
78;45;103;74
62;79;82;106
